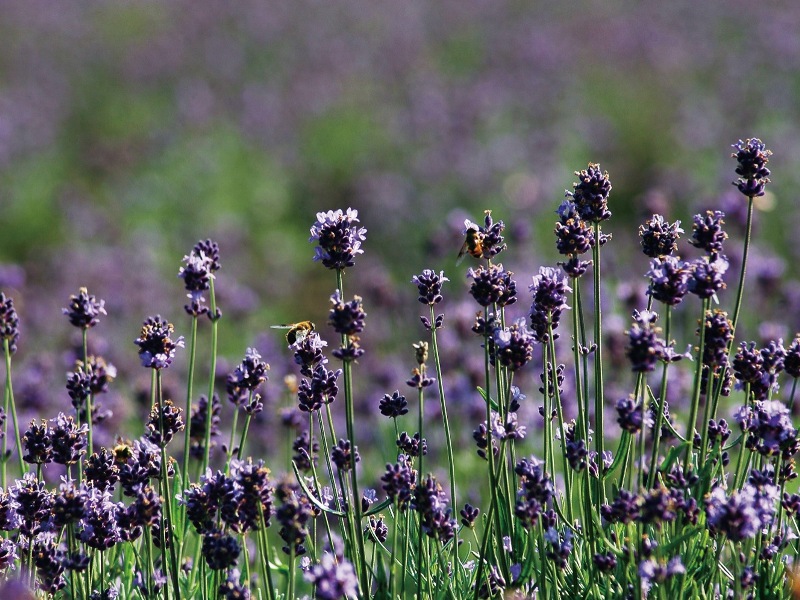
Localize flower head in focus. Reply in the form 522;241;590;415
309;208;367;270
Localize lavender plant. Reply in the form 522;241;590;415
1;138;799;599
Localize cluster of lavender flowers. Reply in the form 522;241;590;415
2;140;800;599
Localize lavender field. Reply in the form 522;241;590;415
2;2;800;599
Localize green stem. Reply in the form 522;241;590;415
82;328;94;460
318;410;351;552
684;298;710;474
647;306;672;489
257;502;276;600
182;316;199;487
542;349;557;492
1;342;9;489
389;504;399;600
145;512;156;599
571;284;588;451
699;375;716;470
731;198;754;336
732;386;752;491
67;526;79;598
416;382;425;600
429;305;458;563
155;370;181;600
306;416;337;564
335;269;369;595
226;405;240;471
202;279;219;473
486;312;510;583
401;511;410;599
100;550;105;599
572;278;597;572
547;322;573;523
236;413;252;461
3;339;24;478
592;223;606;505
287;546;296;600
708;197;756;432
472;494;496;600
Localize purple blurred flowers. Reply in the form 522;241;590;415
304;553;359;600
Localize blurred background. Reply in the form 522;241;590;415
3;1;800;478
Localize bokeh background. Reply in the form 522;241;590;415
3;1;800;478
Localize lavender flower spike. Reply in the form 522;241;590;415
0;293;20;354
566;163;612;223
304;553;359;600
639;215;683;258
134;316;184;370
412;269;449;305
309;208;367;270
732;138;772;198
63;287;106;329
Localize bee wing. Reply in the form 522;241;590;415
456;242;469;266
270;324;294;330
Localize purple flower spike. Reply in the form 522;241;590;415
639;215;683;258
736;399;798;457
179;239;220;318
687;255;728;300
412;269;449;305
0;293;19;354
309;208;367;270
467;263;517;308
297;364;341;413
689;211;727;256
565;163;612;223
705;483;778;541
227;348;269;406
328;290;366;335
555;200;595;258
646;256;690;307
625;310;686;373
529;267;571;343
490;320;534;371
63;287;106;330
134;315;184;370
304;553;359;600
732;138;772;198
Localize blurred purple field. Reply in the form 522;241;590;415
2;1;800;468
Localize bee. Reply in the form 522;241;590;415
456;219;485;265
271;321;316;345
112;440;133;465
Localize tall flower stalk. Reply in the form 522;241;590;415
62;288;106;456
729;139;771;334
412;269;459;564
134;314;183;599
565;163;612;507
184;241;222;477
0;294;24;484
309;208;369;593
178;241;219;486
